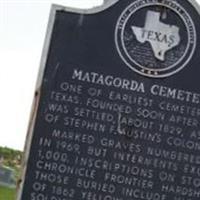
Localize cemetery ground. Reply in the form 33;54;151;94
0;185;15;200
0;146;22;200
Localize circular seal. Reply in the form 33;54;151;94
115;0;197;78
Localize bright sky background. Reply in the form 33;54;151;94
0;0;200;151
0;0;103;151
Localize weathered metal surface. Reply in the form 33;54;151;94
18;0;200;200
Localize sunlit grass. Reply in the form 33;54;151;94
0;186;16;200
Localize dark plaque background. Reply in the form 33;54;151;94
20;0;200;200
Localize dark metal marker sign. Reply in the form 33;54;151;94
18;0;200;200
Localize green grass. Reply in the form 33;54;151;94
0;186;16;200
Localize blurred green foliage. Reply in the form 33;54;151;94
0;186;16;200
0;146;22;200
0;146;22;168
0;146;22;179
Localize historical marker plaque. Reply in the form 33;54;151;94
18;0;200;200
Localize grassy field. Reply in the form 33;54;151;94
0;186;16;200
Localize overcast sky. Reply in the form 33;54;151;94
0;0;103;151
0;0;200;151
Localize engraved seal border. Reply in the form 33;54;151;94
115;0;197;78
